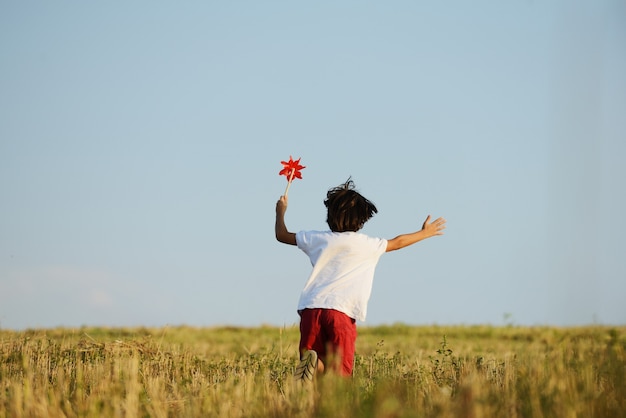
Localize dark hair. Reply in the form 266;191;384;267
325;178;378;232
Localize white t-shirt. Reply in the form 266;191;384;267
296;230;388;322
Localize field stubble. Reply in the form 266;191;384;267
1;324;624;417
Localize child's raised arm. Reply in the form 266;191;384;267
275;195;297;245
386;215;446;252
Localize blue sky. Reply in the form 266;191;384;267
1;1;625;329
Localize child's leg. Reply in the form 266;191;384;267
321;309;357;376
298;309;327;371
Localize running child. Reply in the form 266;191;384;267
275;178;446;379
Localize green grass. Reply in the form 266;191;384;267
1;325;624;417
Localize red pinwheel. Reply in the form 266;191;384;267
279;156;305;196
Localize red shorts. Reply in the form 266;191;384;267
298;308;357;376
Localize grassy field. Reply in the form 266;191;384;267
1;324;624;417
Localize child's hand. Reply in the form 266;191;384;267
276;195;288;215
275;195;296;245
386;214;446;252
421;215;446;237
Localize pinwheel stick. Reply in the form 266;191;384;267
284;168;295;197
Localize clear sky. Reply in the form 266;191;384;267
1;1;625;330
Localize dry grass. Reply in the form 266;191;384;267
1;325;624;417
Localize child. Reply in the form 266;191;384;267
275;178;446;379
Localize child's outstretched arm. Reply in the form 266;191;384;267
386;215;446;252
275;195;297;245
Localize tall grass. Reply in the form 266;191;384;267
1;325;624;417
